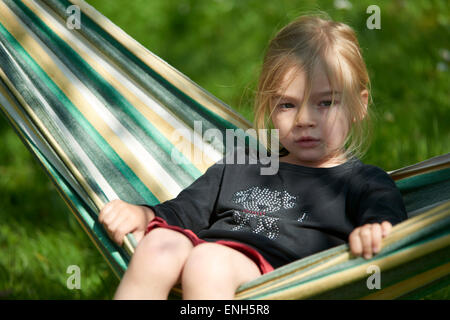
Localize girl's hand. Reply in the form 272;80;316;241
98;199;155;246
348;221;392;259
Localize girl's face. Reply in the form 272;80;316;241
270;65;358;168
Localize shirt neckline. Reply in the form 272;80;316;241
275;157;361;174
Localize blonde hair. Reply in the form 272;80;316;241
253;13;373;160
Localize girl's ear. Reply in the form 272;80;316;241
361;89;369;111
353;89;369;122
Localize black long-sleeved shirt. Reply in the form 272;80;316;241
146;150;407;268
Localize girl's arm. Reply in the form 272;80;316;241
99;157;225;246
143;160;226;233
348;165;407;259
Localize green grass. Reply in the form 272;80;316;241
0;121;119;299
0;0;449;299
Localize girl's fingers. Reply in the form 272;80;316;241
349;221;394;260
98;202;113;224
359;224;373;259
349;228;363;256
110;215;130;245
371;223;382;254
100;211;117;230
381;221;392;237
99;201;121;225
114;227;127;246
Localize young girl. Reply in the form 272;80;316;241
99;14;407;300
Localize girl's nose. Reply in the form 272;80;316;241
294;105;315;127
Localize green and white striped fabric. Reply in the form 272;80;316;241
1;0;449;299
0;0;254;274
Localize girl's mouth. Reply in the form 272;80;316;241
295;137;320;148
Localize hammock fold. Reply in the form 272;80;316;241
1;0;449;299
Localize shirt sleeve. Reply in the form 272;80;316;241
143;160;226;234
354;165;408;226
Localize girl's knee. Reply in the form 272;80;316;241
181;243;234;284
137;228;192;255
130;228;193;276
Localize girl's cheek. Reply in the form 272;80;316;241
323;117;344;139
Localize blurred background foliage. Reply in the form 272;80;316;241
0;0;448;299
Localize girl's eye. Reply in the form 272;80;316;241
278;103;295;109
318;100;339;107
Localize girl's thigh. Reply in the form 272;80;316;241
183;242;262;287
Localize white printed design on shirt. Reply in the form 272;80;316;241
231;186;298;240
298;211;308;222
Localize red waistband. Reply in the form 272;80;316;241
145;217;274;275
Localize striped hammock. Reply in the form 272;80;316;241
1;0;449;299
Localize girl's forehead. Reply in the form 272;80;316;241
276;65;334;98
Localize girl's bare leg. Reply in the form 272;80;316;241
114;228;193;300
181;243;262;300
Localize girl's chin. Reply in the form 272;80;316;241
281;152;325;166
282;150;347;168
